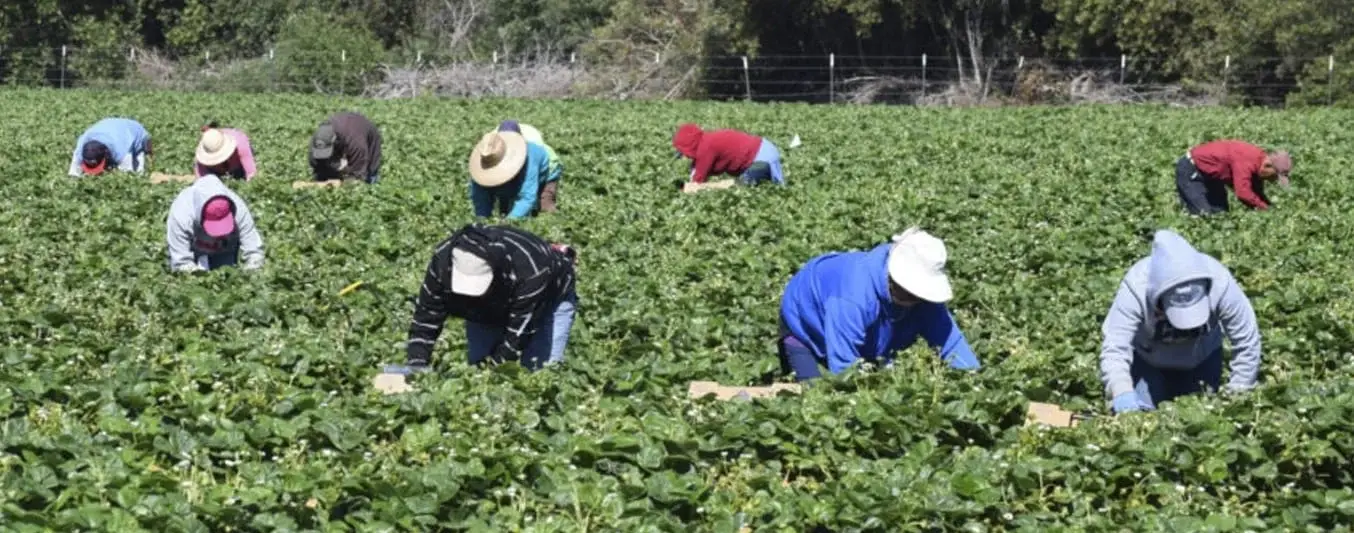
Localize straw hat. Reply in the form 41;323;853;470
196;129;238;167
468;131;527;187
887;227;954;303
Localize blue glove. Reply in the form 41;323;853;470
1111;392;1145;414
382;364;430;375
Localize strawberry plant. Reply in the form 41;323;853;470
2;87;1353;530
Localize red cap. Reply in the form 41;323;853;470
201;197;236;237
80;159;107;175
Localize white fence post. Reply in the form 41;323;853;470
1328;55;1336;106
741;56;751;101
1223;55;1231;94
829;53;835;104
921;54;928;98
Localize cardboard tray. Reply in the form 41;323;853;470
687;381;802;401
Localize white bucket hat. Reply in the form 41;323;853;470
886;228;953;303
468;131;527;187
451;248;494;296
196;129;238;167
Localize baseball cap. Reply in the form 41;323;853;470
450;248;493;296
201;196;236;238
80;141;109;175
311;124;337;160
498;120;521;133
1269;151;1292;188
1162;280;1210;330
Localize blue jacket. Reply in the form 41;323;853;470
470;142;561;219
779;243;980;374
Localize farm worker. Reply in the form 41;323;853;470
467;127;561;219
1175;139;1291;215
194;122;257;181
309;112;383;184
498;119;564;212
68;117;153;177
165;175;265;272
672;123;785;191
776;227;980;382
1099;229;1262;414
374;224;578;392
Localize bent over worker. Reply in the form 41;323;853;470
1099;229;1262;415
166;175;264;272
498;120;564;212
672;123;785;192
195;122;257;181
776;227;980;381
68;117;153;177
468;128;561;219
375;224;578;391
309;112;382;184
1176;139;1291;215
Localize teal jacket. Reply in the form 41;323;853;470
470;142;562;219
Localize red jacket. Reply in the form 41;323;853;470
1189;140;1269;209
672;124;761;183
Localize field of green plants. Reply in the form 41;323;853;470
3;87;1354;531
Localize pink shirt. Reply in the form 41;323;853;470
195;128;257;180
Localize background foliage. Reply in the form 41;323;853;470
3;0;1354;104
1;88;1353;529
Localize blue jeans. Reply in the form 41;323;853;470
740;139;785;186
466;289;577;370
1129;348;1223;409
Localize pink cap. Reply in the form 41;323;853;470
202;196;236;237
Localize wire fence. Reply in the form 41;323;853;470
0;47;1346;106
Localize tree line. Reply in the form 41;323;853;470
2;0;1351;105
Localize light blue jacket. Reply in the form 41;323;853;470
779;242;980;374
68;118;152;177
1099;230;1262;399
470;142;561;219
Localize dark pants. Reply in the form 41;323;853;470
1129;348;1223;409
539;181;559;212
1175;156;1229;215
777;320;823;381
739;162;774;186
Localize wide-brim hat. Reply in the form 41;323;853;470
886;228;954;303
196;128;238;167
468;131;527;187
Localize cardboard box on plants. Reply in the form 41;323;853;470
687;381;802;401
1025;401;1088;428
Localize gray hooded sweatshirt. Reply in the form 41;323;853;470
1098;230;1261;399
166;175;264;272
